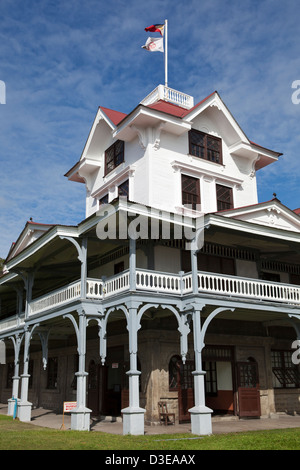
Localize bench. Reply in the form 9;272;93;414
158;401;175;425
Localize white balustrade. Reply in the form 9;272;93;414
197;271;300;304
29;280;81;315
86;279;103;299
0;315;25;332
7;269;299;325
141;85;194;109
136;269;182;294
104;271;130;297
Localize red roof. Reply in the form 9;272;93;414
294;208;300;214
147;100;190;118
146;91;217;119
99;106;127;126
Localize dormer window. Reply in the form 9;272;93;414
189;129;222;164
105;140;124;175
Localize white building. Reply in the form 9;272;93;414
0;85;300;435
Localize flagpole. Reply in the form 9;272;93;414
164;19;168;88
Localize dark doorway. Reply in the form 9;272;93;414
236;360;261;417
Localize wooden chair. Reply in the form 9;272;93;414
158;401;175;425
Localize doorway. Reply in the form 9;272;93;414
236;359;261;417
87;360;100;416
169;356;194;422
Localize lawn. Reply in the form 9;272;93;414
0;415;299;451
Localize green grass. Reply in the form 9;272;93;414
0;415;299;450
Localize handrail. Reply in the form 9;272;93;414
5;269;299;324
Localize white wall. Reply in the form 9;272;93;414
83;108;260;217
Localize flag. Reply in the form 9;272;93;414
145;24;164;36
142;37;164;52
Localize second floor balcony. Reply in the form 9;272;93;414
25;268;300;316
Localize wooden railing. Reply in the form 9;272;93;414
1;270;299;327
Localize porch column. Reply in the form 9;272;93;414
121;301;145;435
24;272;34;319
18;327;33;422
129;238;136;291
190;249;198;294
66;309;91;431
189;302;213;435
80;237;88;299
7;334;22;416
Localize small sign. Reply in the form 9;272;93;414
63;401;77;413
61;401;77;430
112;363;119;369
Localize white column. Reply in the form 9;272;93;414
121;301;145;435
70;310;91;431
18;328;32;422
129;238;136;291
190;249;198;294
7;334;22;416
188;304;213;435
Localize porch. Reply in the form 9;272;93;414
2;403;300;435
26;268;300;318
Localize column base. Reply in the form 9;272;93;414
71;406;92;431
18;401;32;422
189;405;213;435
121;407;145;435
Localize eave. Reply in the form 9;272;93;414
113;104;191;142
205;212;300;245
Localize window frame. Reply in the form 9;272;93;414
203;361;218;396
189;129;223;165
99;194;109;206
118;179;129;198
216;184;233;211
104;140;124;176
181;174;200;210
271;349;300;389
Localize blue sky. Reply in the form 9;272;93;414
0;0;300;258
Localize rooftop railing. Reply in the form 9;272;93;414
141;85;194;109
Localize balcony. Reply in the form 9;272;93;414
23;270;300;318
140;85;194;109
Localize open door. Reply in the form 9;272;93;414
237;361;261;417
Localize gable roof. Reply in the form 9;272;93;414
5;221;55;262
215;198;300;233
146;91;217;119
99;106;127;126
66;87;282;186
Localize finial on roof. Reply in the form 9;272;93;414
272;193;277;199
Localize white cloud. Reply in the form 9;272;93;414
0;0;300;256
